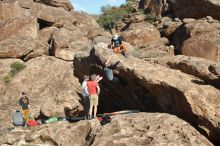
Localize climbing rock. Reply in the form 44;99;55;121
0;16;47;59
75;47;220;143
93;113;213;146
131;39;173;59
51;27;92;61
73;12;101;36
34;0;74;11
30;2;77;27
0;16;38;42
168;0;220;20
122;13;147;24
0;1;29;20
121;22;161;47
0;121;91;146
0;56;83;128
173;18;220;62
150;55;220;88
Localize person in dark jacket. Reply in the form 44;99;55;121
19;92;30;125
111;34;128;57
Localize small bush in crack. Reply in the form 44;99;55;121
4;73;12;84
3;61;26;84
10;61;26;73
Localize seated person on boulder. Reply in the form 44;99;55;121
111;34;128;57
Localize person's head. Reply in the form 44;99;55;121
83;75;89;81
21;92;27;96
113;34;119;40
90;74;97;81
104;60;111;67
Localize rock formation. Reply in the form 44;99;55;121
150;55;220;88
74;45;220;143
0;56;83;129
0;0;220;145
172;17;220;62
168;0;220;20
0;113;214;146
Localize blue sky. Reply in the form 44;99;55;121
70;0;126;14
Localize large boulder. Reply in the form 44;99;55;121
0;121;91;146
0;1;29;20
30;2;76;27
150;55;220;88
173;18;220;62
121;22;161;48
93;113;213;146
34;0;74;11
168;0;220;20
74;47;220;143
0;56;83;128
0;113;213;146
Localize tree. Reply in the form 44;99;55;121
101;4;112;13
144;0;162;19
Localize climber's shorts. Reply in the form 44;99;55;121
89;94;99;106
113;43;127;53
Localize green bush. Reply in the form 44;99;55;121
145;13;156;24
3;61;26;84
4;73;12;84
10;61;26;72
97;4;134;31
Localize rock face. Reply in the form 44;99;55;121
93;113;213;146
34;0;74;11
74;46;220;144
0;121;91;146
0;0;103;60
121;22;161;48
0;56;83;129
0;113;213;146
150;55;220;88
173;18;220;62
168;0;220;20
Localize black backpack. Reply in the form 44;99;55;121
99;115;112;126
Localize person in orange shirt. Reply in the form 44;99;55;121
86;74;100;119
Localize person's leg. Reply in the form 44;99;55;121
113;47;120;53
89;102;93;120
94;94;99;118
22;109;30;125
94;105;97;118
120;43;128;57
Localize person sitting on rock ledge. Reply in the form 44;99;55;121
111;34;128;58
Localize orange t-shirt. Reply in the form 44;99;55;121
87;81;98;95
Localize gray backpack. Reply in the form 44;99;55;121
13;110;25;126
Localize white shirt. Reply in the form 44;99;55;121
81;80;89;97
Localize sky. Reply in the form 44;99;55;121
70;0;126;14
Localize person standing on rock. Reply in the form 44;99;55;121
85;74;100;119
111;34;128;58
19;92;30;125
82;75;103;119
48;33;57;57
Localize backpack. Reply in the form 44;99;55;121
28;120;39;127
13;110;25;126
99;115;112;126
